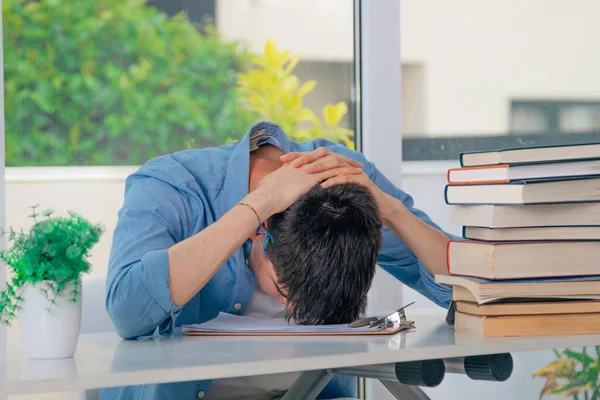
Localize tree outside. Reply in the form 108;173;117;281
2;0;353;167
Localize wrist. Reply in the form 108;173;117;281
242;191;277;222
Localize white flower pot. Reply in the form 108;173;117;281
19;280;82;359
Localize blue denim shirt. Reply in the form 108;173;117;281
101;122;452;399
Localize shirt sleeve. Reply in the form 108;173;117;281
106;168;198;339
367;162;458;309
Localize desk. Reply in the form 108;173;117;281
2;309;600;398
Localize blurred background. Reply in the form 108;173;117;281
3;0;600;399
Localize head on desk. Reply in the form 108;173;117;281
249;183;382;325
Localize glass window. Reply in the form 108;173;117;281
3;0;356;166
401;1;600;161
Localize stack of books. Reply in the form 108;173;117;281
435;142;600;337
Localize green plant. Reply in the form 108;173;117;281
534;347;600;400
237;39;354;148
3;0;255;166
0;206;104;325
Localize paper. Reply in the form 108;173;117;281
182;312;382;334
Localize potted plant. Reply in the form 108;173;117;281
0;206;103;359
534;346;600;399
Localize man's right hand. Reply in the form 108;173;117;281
249;148;364;218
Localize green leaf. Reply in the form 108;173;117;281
564;349;596;366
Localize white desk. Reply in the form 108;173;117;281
2;309;600;397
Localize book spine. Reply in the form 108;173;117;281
462;226;468;239
447;165;510;185
444;185;450;205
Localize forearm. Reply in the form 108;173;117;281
167;191;274;306
381;196;450;276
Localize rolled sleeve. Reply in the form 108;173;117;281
106;167;197;339
139;249;182;326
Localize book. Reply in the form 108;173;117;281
436;274;600;304
456;300;600;317
450;203;600;228
462;226;600;241
460;142;600;167
447;159;600;185
452;285;600;304
444;177;600;205
181;312;406;336
455;311;600;337
447;241;600;279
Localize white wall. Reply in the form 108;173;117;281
215;0;353;62
401;0;600;136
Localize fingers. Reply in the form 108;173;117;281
341;156;363;169
282;147;331;167
314;166;363;184
320;174;358;189
303;154;345;173
280;147;364;169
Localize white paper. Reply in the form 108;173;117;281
182;312;380;333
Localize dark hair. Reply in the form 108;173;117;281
265;183;382;325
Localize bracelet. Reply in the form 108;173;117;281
238;202;261;230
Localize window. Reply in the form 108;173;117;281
3;0;356;167
400;1;600;161
512;100;600;133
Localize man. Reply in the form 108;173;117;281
102;121;452;399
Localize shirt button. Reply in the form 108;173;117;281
245;259;249;266
197;391;205;398
234;303;242;311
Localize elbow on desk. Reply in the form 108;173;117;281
105;280;162;340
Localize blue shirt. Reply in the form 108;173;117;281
101;121;452;399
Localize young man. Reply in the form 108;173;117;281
102;121;452;399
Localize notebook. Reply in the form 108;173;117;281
182;312;410;336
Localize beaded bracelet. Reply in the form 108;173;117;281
237;202;275;251
238;202;261;230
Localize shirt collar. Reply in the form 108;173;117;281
219;121;292;218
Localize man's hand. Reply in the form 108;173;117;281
281;147;363;171
250;149;364;218
280;148;398;222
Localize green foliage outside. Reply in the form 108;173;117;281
3;0;354;167
0;206;104;325
3;0;256;166
237;40;354;148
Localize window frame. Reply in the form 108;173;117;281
1;0;7;394
356;1;403;398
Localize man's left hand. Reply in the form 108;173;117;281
280;148;399;221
